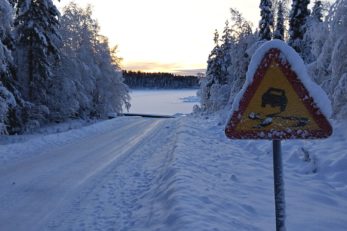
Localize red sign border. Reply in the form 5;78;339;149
225;48;332;140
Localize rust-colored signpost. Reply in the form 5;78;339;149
225;40;332;231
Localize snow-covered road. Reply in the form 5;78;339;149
0;118;172;230
0;116;346;231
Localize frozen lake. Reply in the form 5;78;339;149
127;89;199;115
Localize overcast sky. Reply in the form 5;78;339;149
55;0;262;74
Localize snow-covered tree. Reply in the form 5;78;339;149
199;30;223;111
226;8;258;108
0;0;25;134
274;0;285;40
259;0;274;40
0;83;16;134
49;3;130;121
13;0;61;126
305;0;330;75
110;45;123;68
48;3;97;120
301;0;328;63
92;35;130;116
306;0;347;119
0;0;15;86
311;0;324;22
199;9;257;113
219;21;233;86
324;0;347;119
288;0;311;53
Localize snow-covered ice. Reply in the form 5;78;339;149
127;89;198;115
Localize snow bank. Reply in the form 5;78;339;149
0;117;139;164
172;116;347;230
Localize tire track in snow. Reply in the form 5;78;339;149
0;118;164;231
48;118;183;231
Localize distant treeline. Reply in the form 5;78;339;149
123;70;200;89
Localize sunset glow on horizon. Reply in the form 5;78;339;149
56;0;260;74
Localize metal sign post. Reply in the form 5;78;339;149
224;41;333;230
273;140;286;231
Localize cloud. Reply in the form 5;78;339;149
124;61;206;76
124;61;182;72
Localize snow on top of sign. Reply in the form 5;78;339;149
231;39;332;119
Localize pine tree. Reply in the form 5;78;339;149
0;0;26;134
301;0;326;63
219;20;232;85
0;0;15;87
274;0;285;40
0;0;15;134
288;0;311;53
199;30;223;111
199;8;257;113
14;0;61;107
312;0;324;22
259;0;274;40
227;8;257;113
205;30;222;86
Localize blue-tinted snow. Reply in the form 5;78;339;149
1;115;346;230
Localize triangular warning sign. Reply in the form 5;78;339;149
225;44;332;140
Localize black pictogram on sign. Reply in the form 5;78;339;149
261;88;288;112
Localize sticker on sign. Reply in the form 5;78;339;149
225;40;332;140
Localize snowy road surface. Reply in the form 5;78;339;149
0;118;170;230
0;116;347;230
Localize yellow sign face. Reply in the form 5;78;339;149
235;61;319;132
225;47;332;139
